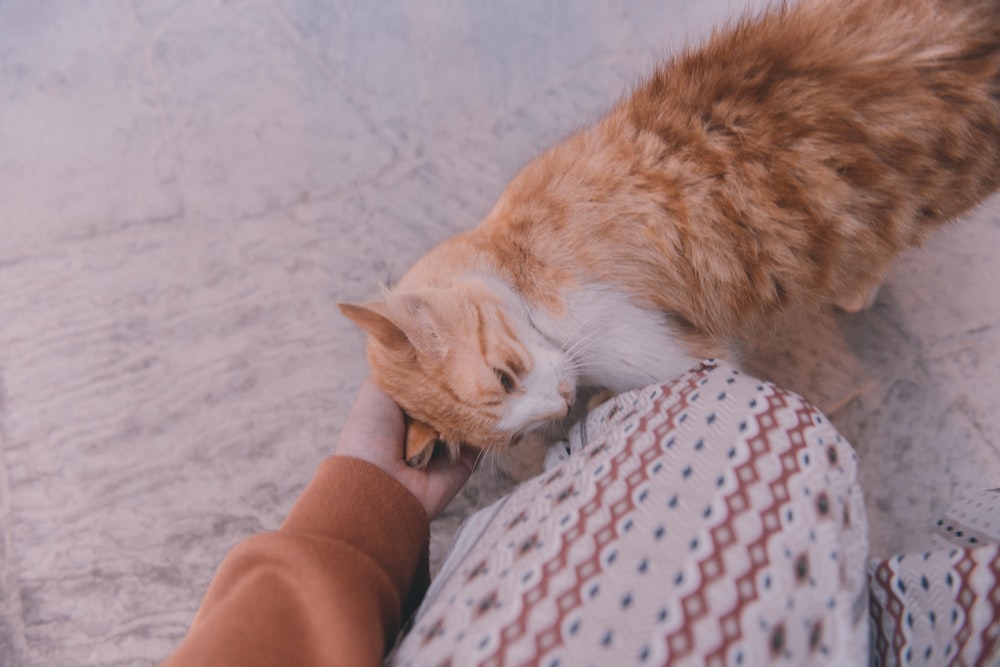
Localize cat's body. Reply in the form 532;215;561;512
342;0;1000;465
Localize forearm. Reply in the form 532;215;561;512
161;457;430;667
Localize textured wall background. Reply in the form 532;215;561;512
0;1;997;664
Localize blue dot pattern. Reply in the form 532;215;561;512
394;360;869;666
869;487;1000;665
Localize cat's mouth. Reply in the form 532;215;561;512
532;398;574;423
405;394;575;468
503;387;575;444
500;379;575;433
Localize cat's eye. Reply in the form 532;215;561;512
494;368;516;393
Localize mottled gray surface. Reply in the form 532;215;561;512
0;1;997;665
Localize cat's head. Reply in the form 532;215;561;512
339;281;574;467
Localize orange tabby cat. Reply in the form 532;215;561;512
341;0;1000;467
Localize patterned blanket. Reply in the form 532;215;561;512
391;361;999;666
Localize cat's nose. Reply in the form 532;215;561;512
558;381;575;409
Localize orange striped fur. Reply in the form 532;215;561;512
342;0;1000;465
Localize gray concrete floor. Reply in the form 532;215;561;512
1;1;998;665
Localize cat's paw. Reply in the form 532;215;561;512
404;418;439;468
404;446;435;469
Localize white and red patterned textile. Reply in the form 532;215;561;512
869;487;1000;666
393;360;870;666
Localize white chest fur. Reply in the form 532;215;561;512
530;284;698;392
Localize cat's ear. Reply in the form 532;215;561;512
404;418;440;469
389;294;449;358
338;301;411;350
340;295;447;358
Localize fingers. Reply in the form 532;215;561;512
336;378;405;458
335;378;480;519
355;378;405;436
418;445;478;518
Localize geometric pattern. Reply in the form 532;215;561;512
932;488;1000;550
392;360;870;666
869;537;1000;666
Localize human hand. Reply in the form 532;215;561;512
335;378;477;519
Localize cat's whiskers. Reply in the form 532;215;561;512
563;335;603;364
560;320;609;371
471;443;498;487
560;309;607;353
472;445;489;472
488;443;506;488
563;355;605;378
564;356;598;372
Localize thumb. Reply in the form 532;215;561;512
420;446;478;517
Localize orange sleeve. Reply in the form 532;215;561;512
160;456;431;667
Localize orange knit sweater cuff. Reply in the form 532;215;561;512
280;456;431;615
